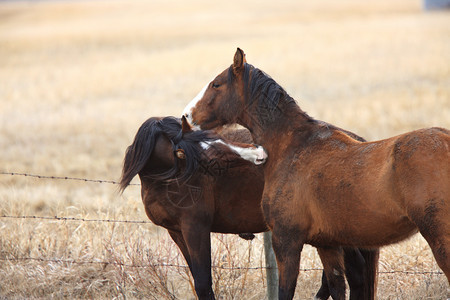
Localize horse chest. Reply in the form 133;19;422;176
142;187;187;231
142;201;179;230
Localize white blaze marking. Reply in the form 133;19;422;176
200;139;268;165
183;82;209;129
200;141;213;150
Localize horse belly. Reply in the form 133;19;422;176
307;207;418;248
211;207;268;234
211;185;267;234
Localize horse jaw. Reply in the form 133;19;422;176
182;82;209;131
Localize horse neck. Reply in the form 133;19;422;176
241;95;312;150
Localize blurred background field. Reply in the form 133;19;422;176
0;0;449;298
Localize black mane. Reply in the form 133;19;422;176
228;64;305;125
120;116;215;192
227;64;367;143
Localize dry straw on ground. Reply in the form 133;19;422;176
0;0;449;298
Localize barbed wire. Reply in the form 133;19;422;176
378;270;444;275
0;256;190;269
0;172;145;224
0;171;139;186
0;215;152;224
0;214;445;276
0;171;446;277
0;256;273;271
0;256;444;275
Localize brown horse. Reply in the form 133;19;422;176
120;116;377;299
182;48;450;299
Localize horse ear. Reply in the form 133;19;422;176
181;115;193;134
233;47;246;73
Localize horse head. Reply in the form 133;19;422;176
120;116;211;192
182;48;273;164
183;48;255;130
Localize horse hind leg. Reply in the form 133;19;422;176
316;247;346;300
342;248;365;300
314;272;331;300
418;225;450;282
315;247;378;300
410;199;450;282
343;247;379;300
359;248;379;300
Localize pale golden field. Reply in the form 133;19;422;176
0;0;449;299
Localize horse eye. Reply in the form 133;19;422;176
212;83;220;88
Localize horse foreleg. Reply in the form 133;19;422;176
271;229;304;300
317;247;346;300
343;248;365;300
168;230;193;271
181;224;215;300
168;229;205;297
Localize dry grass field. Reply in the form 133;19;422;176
0;0;449;298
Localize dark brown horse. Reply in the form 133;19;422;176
182;48;450;299
120;116;377;299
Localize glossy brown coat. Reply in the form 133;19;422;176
184;48;450;299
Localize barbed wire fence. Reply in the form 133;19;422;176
0;171;445;277
0;171;138;186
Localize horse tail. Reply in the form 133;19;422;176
119;118;160;193
362;248;379;300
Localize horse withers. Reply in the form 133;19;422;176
120;116;377;299
182;48;450;299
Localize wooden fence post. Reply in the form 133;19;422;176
263;231;278;300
